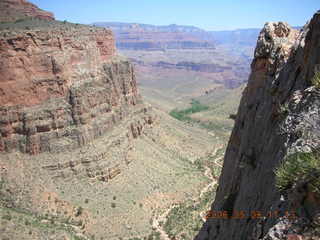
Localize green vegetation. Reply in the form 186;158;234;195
169;99;209;121
2;213;12;221
75;206;83;217
164;188;216;240
162;144;224;239
229;113;237;120
15;18;27;23
147;231;161;240
275;151;320;193
0;206;87;240
126;231;161;240
311;71;320;89
278;102;290;117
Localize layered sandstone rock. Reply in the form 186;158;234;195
95;22;215;50
0;0;54;22
196;11;320;240
0;21;153;154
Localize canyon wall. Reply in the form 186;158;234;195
196;11;320;240
0;21;153;154
95;22;215;50
0;0;54;22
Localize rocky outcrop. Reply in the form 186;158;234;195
0;21;153;154
0;0;54;22
196;11;320;240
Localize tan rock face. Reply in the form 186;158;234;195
0;0;54;22
0;22;153;155
195;11;320;240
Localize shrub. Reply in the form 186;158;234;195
311;71;320;89
15;18;26;23
2;214;12;221
229;114;237;120
278;102;289;117
75;206;83;217
275;151;320;193
111;203;116;208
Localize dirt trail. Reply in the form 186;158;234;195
151;143;224;239
199;166;216;199
152;205;177;240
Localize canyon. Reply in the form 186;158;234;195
0;1;224;240
96;22;257;113
1;1;319;240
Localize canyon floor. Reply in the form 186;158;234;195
0;106;227;240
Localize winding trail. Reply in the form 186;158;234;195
151;143;224;239
152;205;177;240
199;166;216;199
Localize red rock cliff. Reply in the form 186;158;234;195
0;0;54;22
0;21;152;154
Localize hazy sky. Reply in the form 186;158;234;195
32;0;319;31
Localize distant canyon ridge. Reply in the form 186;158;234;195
93;22;260;51
92;22;261;110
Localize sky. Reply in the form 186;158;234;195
32;0;319;31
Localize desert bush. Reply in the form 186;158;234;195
75;206;83;217
275;151;320;193
2;214;12;221
278;102;290;117
229;113;237;120
311;71;320;89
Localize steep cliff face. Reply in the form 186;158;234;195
0;19;158;240
196;12;320;240
0;0;54;22
0;21;153;154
